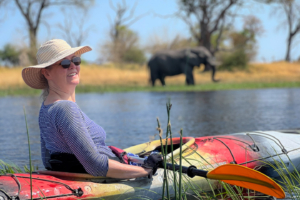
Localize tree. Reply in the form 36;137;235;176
178;0;243;55
56;8;94;47
218;15;264;70
101;26;146;64
0;0;8;23
108;0;147;45
101;0;147;64
260;0;300;62
146;33;195;55
13;0;94;64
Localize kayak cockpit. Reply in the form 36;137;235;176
124;137;195;159
38;137;195;181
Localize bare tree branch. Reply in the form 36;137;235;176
56;8;94;47
13;0;94;64
102;0;147;64
178;0;241;54
258;0;300;61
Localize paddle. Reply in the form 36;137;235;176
160;163;285;199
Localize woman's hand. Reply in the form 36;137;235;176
141;154;163;178
106;159;152;179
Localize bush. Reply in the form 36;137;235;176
218;49;249;71
122;47;146;65
0;44;20;67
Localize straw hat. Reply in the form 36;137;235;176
22;39;92;89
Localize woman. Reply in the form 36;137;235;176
22;39;161;178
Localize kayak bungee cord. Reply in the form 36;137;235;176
211;138;237;164
0;174;83;200
247;132;287;154
212;136;259;151
0;174;21;200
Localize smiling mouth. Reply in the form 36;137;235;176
68;73;77;77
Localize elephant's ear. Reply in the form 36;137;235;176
185;50;197;59
191;46;211;58
185;50;198;66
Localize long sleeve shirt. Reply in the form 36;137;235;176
39;100;116;177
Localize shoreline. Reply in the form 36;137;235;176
1;61;300;97
1;81;300;97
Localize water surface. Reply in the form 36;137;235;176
0;88;300;169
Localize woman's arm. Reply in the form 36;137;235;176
106;159;152;179
54;101;151;178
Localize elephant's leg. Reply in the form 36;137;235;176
185;66;195;85
150;70;157;86
159;74;166;86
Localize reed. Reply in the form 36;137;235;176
261;148;300;199
157;118;169;200
0;160;24;174
23;107;33;200
157;100;187;200
178;129;183;200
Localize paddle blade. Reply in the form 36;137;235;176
207;164;285;199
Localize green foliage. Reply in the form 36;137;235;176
0;44;20;67
102;25;146;64
122;47;146;64
216;15;263;70
218;49;249;71
0;159;38;174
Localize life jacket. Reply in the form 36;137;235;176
47;146;128;173
48;152;87;173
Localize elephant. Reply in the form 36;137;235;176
147;46;219;86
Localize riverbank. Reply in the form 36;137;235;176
1;61;300;96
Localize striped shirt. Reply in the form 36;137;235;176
39;100;116;177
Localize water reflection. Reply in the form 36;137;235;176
0;88;300;169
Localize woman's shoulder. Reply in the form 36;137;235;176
43;100;80;113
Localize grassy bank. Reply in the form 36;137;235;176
1;61;300;96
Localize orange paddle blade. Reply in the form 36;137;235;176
207;164;285;199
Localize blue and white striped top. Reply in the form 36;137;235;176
39;100;116;177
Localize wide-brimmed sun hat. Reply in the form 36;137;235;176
22;39;92;89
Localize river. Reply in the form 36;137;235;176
0;88;300;170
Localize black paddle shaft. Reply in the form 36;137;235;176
159;163;208;178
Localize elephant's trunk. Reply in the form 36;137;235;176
211;65;219;82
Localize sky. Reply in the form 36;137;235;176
1;0;299;64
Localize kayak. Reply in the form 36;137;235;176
1;129;300;200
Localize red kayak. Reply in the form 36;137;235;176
1;129;299;199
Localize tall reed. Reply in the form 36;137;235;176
23;107;33;200
166;100;178;199
178;129;183;200
157;100;187;200
157;117;169;200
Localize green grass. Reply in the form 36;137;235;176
1;81;300;97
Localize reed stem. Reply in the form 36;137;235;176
23;107;33;200
179;129;183;200
162;101;171;199
157;118;168;200
166;101;178;199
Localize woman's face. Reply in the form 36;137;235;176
43;54;81;91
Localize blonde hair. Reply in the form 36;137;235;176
40;66;51;102
41;85;49;102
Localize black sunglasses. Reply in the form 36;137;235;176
59;56;81;68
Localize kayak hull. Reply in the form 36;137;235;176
1;130;300;199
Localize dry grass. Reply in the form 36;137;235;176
0;67;27;89
1;61;300;90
